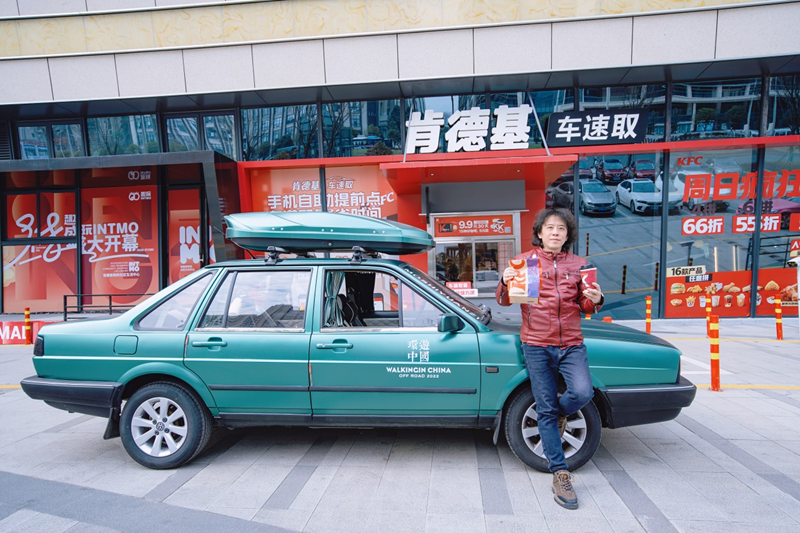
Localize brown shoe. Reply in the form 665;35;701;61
552;470;578;510
558;416;568;437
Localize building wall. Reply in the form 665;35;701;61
1;1;798;107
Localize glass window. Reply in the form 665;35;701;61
241;105;318;161
574;150;665;319
322;100;402;157
768;75;800;136
490;90;570;149
198;274;234;328
756;146;800;316
664;148;758;318
224;270;311;328
51;124;84;158
404;94;486;154
87;115;160;155
672;79;761;140
204;115;235;159
18;126;49;159
578;84;666;142
167;117;199;152
400;282;444;328
138;274;213;330
5;193;37;238
324;270;401;328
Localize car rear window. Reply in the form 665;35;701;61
138;273;214;330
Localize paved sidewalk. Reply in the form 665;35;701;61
1;318;799;532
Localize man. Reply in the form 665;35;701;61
496;207;603;510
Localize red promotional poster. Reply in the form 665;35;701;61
434;214;514;237
168;189;204;283
249;166;397;219
666;267;797;318
3;193;78;312
80;186;158;306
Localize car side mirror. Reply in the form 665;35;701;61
438;314;464;333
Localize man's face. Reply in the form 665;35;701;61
538;215;568;253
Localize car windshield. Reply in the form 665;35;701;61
582;181;607;193
401;264;489;325
637;162;655;170
632;181;656;192
605;162;623;170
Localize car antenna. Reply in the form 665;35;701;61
265;246;286;265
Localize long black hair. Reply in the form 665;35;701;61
530;207;576;252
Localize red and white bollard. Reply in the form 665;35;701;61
645;296;652;334
706;303;712;338
775;297;783;341
710;315;721;392
24;307;32;344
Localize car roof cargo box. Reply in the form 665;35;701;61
225;212;435;255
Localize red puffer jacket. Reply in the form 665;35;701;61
495;247;602;346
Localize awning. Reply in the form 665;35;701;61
380;154;577;195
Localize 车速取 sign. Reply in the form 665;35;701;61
545;109;649;147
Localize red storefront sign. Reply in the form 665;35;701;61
732;214;782;233
681;217;724;236
680;169;800;203
445;281;478;297
0;321;53;345
791;213;800;232
434;215;513;237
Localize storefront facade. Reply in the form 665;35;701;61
1;1;799;320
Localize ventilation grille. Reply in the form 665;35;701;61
0;123;11;160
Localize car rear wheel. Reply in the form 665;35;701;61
504;387;601;473
120;382;212;469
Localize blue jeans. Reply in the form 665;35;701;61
521;343;594;473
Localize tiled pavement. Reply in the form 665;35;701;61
0;317;799;532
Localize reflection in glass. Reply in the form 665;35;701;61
490;91;570;149
322;100;402;157
18;126;49;159
204;115;235;159
663;148;757;318
241;105;318;160
167;117;199;152
578;84;666;142
87;115;160;155
756;146;800;317
768;75;800;136
52;124;83;158
672;79;761;140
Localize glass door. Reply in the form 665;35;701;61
434;240;515;296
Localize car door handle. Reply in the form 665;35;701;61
316;343;353;350
192;340;228;348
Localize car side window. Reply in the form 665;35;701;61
323;269;442;329
202;270;310;329
138;273;213;331
400;283;444;328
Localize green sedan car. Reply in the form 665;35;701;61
21;212;696;470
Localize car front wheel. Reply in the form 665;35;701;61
504;387;601;473
120;382;212;469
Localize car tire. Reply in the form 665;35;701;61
504;387;602;473
580;202;586;215
630;200;636;213
120;381;212;469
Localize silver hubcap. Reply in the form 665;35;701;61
520;403;588;460
130;397;188;457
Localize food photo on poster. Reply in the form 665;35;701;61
665;266;798;318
